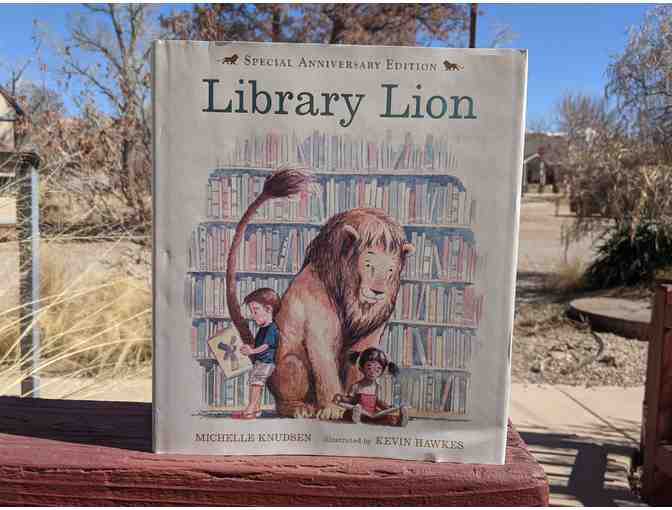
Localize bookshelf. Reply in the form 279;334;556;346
185;131;483;419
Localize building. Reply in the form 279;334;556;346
0;86;25;188
523;132;567;193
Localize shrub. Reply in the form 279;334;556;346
584;222;672;289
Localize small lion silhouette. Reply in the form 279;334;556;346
218;54;239;65
443;60;464;71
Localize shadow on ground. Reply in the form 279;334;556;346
516;271;570;307
520;420;645;507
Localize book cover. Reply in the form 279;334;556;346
207;327;253;379
153;41;526;462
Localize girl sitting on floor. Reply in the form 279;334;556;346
333;347;409;427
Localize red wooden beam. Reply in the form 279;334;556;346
664;285;672;329
0;397;548;506
642;283;672;504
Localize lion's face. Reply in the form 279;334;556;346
305;208;414;341
340;241;403;341
356;247;402;306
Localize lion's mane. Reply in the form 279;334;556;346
302;208;410;343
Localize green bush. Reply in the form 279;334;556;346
585;222;672;289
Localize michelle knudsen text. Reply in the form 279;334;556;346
202;79;477;128
194;432;311;443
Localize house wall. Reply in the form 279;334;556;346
0;96;16;152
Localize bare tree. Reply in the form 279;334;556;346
556;88;672;280
486;21;519;49
0;24;53;117
51;4;155;231
1;30;41;98
1;58;33;99
556;93;620;220
161;4;469;47
526;115;555;134
162;4;308;43
556;93;617;145
553;10;672;288
607;6;672;154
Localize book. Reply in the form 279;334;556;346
207;327;252;379
154;41;526;463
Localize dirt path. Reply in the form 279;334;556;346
516;194;604;308
0;195;14;224
518;194;601;272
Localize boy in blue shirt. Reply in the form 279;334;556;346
237;288;280;419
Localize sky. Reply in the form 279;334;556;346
0;3;656;130
479;3;654;128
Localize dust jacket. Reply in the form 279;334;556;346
153;40;527;463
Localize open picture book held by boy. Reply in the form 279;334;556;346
153;40;527;463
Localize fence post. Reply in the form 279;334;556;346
16;150;40;398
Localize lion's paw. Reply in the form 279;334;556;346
293;406;316;419
316;404;345;421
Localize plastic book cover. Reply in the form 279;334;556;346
153;40;527;463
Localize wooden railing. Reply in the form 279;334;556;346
640;281;672;503
0;398;549;506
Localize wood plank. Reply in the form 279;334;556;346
642;284;668;499
659;331;672;441
656;444;672;478
664;284;672;329
647;444;672;505
0;397;548;506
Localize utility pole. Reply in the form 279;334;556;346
1;87;41;397
469;3;478;48
17;149;41;397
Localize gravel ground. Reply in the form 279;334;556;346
513;193;650;388
512;300;648;387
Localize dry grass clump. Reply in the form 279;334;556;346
0;241;151;397
543;257;587;295
39;247;151;374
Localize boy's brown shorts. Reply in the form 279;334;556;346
249;361;275;386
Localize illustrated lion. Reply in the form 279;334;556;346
443;60;464;71
226;168;414;419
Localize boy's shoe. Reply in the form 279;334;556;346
351;404;362;424
231;410;262;419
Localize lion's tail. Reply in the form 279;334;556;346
226;167;315;344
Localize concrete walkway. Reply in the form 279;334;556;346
1;376;646;506
510;384;645;506
0;195;14;224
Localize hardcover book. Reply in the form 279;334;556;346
153;40;527;463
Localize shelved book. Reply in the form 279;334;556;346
154;41;527;463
